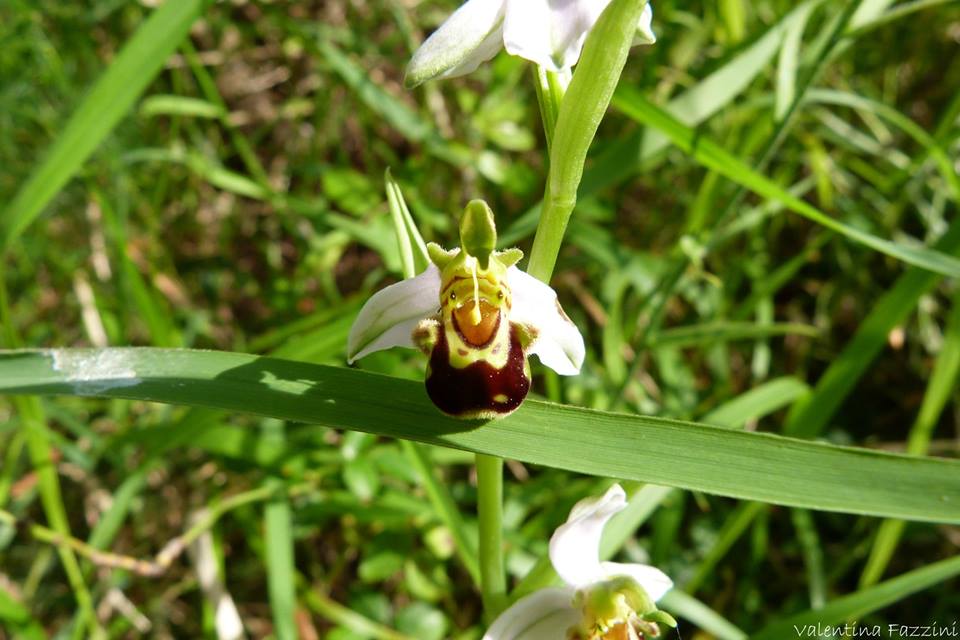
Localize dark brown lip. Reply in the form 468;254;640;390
424;323;530;418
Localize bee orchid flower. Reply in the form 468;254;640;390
405;0;656;86
347;200;584;419
484;484;675;640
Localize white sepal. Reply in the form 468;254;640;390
405;0;506;86
502;0;655;72
347;264;441;363
508;267;585;375
502;0;607;72
598;561;673;602
482;587;579;640
407;0;656;84
549;484;626;588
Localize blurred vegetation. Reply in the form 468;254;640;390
1;0;959;638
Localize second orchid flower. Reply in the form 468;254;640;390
484;484;675;640
406;0;656;86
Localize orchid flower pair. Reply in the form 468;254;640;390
347;201;584;419
406;0;656;86
485;484;674;640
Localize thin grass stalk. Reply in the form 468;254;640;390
609;0;865;408
859;292;960;587
0;268;102;639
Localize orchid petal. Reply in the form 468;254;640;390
405;0;507;86
508;267;584;375
482;587;579;640
549;484;627;588
598;562;673;602
347;264;440;363
502;0;607;72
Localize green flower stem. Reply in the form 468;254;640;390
511;0;648;612
527;0;649;283
263;422;297;640
476;453;507;619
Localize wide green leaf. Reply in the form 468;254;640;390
2;348;960;523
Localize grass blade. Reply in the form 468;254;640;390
685;502;766;594
645;322;819;349
804;88;960;199
0;0;207;247
860;291;960;587
752;555;960;640
775;3;817;120
265;495;297;639
701;377;810;428
658;590;747;640
2;348;960;523
139;95;225;119
791;508;826;609
784;217;960;438
402;441;482;586
311;37;466;167
611;88;960;278
301;585;416;640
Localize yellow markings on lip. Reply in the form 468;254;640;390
469;257;482;325
441;273;501;295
